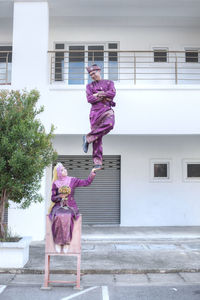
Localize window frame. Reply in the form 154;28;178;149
153;47;169;63
53;41;119;85
183;159;200;182
150;159;172;182
185;48;200;63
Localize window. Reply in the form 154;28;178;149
88;45;104;83
154;164;168;177
187;164;200;177
54;43;64;82
108;43;118;81
183;160;200;182
185;50;199;63
153;49;168;63
150;159;172;182
54;42;119;85
0;45;12;84
69;45;85;85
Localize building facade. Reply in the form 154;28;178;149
1;0;200;240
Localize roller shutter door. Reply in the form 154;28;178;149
4;207;8;225
54;155;120;224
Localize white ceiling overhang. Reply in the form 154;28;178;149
0;0;200;26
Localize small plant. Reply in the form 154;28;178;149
0;226;21;242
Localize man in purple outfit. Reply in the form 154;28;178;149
83;64;116;170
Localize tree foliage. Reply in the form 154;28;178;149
0;89;57;237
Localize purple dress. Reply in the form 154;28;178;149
86;79;116;165
49;172;96;245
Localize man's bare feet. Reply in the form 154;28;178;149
93;165;103;171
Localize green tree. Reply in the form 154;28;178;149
0;89;57;238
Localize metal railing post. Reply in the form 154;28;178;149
92;51;94;64
50;54;53;84
175;55;178;84
134;52;136;85
6;53;8;84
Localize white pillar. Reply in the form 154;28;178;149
12;1;49;89
9;1;49;240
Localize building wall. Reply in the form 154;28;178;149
1;14;200;135
46;20;200;135
49;17;200;51
8;172;46;241
42;87;200;135
48;134;200;227
10;133;200;240
2;7;200;240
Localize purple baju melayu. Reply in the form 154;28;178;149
49;170;96;245
86;79;116;165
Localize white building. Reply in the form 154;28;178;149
1;0;200;240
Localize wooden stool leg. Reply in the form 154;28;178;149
76;254;81;289
44;254;50;287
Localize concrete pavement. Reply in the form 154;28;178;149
1;226;200;274
1;272;200;300
1;272;200;286
1;227;200;299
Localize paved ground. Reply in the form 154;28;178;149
1;226;200;274
1;226;200;299
1;273;200;300
7;238;200;274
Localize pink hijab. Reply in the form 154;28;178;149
54;163;71;188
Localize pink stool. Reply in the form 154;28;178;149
42;214;82;290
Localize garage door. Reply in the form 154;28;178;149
54;155;120;224
4;207;8;225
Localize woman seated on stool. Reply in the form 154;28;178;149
49;162;97;253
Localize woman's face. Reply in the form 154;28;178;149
61;166;68;177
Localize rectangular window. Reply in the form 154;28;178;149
154;49;168;63
185;50;199;63
108;43;118;81
54;44;64;81
69;45;85;85
53;42;119;85
183;160;200;182
150;159;171;182
154;164;168;178
187;164;200;178
0;45;12;84
88;45;104;83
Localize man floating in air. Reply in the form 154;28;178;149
83;64;116;170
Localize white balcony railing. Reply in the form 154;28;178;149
48;50;200;85
0;51;12;85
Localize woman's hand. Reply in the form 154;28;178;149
60;194;66;199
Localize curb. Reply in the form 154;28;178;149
1;268;200;275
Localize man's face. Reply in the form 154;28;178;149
90;70;101;81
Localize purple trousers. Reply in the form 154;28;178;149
86;109;115;165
